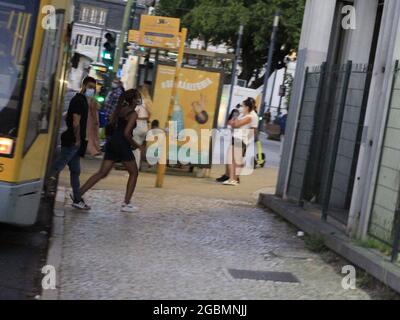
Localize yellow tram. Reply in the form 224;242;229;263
0;0;72;225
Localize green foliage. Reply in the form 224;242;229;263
304;234;328;253
156;0;306;86
354;237;392;257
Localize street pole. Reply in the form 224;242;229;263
113;0;136;76
258;12;280;131
226;24;244;126
277;66;287;114
268;69;278;115
156;28;188;188
97;28;105;62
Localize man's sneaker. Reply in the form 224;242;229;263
223;179;239;186
71;200;91;211
121;203;139;213
46;177;58;196
216;175;230;183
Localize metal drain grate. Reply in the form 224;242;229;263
228;269;300;283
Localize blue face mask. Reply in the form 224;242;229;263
85;88;95;98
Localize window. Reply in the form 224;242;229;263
89;8;97;24
85;36;93;46
79;6;107;25
24;12;65;153
95;37;102;47
76;34;83;44
0;0;39;141
80;7;90;22
98;10;107;25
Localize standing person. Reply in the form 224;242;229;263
216;98;255;186
224;98;256;186
104;79;125;124
48;77;97;210
79;89;142;213
133;84;152;169
227;108;240;123
86;97;102;157
265;108;272;126
278;111;288;156
216;99;255;183
249;98;265;167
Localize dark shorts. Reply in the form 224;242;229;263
104;138;135;162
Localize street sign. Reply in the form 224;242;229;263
139;15;180;49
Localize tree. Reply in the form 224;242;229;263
156;0;305;87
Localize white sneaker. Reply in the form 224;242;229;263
121;203;139;213
223;179;239;186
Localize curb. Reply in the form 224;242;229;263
258;193;400;294
41;187;66;301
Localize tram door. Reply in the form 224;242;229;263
0;0;70;225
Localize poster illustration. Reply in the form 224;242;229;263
151;64;223;166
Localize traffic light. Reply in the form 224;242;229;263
102;32;116;70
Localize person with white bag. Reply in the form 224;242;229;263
132;84;152;169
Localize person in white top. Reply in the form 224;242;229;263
222;98;257;186
132;84;152;169
248;98;265;168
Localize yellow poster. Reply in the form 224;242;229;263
128;30;140;43
151;64;222;166
139;15;180;49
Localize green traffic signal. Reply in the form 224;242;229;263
96;96;105;103
104;52;112;60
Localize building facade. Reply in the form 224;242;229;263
277;0;400;250
68;0;152;90
71;0;126;62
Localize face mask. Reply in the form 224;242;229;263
239;107;245;114
85;88;95;98
112;83;119;89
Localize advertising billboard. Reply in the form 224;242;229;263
139;15;180;49
151;64;223;167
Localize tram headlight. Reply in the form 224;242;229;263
0;137;13;155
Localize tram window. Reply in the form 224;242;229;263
24;12;65;153
0;1;39;140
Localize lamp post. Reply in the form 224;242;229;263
112;0;136;77
226;24;244;126
258;12;280;131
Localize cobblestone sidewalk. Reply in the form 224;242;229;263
55;173;372;300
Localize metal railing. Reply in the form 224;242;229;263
288;61;371;215
368;61;400;263
288;60;400;263
286;64;325;202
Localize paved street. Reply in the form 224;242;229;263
52;144;373;300
0;200;53;299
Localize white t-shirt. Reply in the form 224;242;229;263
135;104;150;118
250;111;259;128
233;114;253;145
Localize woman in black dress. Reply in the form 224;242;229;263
80;89;142;212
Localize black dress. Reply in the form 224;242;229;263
104;115;136;162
